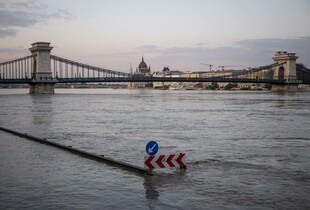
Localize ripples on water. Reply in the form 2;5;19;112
0;89;309;209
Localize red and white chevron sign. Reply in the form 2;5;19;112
144;153;186;169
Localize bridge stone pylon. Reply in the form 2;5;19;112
29;42;56;94
272;51;299;91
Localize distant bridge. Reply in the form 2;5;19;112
0;42;310;93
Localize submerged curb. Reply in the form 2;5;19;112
0;126;152;176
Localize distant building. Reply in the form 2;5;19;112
153;66;184;89
136;56;151;77
153;68;266;90
162;66;170;73
128;56;152;89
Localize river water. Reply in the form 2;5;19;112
0;88;309;209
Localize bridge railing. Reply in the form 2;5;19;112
0;55;34;80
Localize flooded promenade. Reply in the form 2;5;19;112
0;89;309;209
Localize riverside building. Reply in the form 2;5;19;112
128;56;152;89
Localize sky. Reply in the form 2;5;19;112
0;0;310;72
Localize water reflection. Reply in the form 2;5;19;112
272;92;297;109
143;171;186;210
144;176;160;201
273;99;290;109
30;95;54;126
272;91;297;97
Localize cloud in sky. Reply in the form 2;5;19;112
0;0;34;7
0;0;71;37
0;46;27;54
237;37;310;52
135;45;161;53
131;37;310;71
84;36;310;72
0;29;17;38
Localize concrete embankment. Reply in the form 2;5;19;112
0;126;151;176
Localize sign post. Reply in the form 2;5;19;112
145;141;158;174
145;141;186;172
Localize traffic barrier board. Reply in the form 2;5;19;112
144;153;186;169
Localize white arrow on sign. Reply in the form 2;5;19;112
148;143;157;154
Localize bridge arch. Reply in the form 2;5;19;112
278;66;284;80
33;59;37;75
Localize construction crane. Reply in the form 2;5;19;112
218;65;243;71
218;65;225;71
200;63;214;71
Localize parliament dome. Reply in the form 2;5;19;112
138;57;148;69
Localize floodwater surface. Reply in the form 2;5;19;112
0;89;309;209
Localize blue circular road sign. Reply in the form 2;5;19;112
146;141;159;156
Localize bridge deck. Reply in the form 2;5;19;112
0;77;307;85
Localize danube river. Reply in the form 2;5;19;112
0;88;309;210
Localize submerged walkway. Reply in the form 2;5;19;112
0;126;151;176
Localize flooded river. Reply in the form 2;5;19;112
0;89;309;209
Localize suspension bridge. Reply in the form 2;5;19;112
0;42;310;93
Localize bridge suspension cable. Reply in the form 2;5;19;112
250;62;286;72
50;55;129;79
212;62;286;80
296;64;310;73
296;64;310;83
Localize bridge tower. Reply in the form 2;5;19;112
28;42;56;94
272;51;299;91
